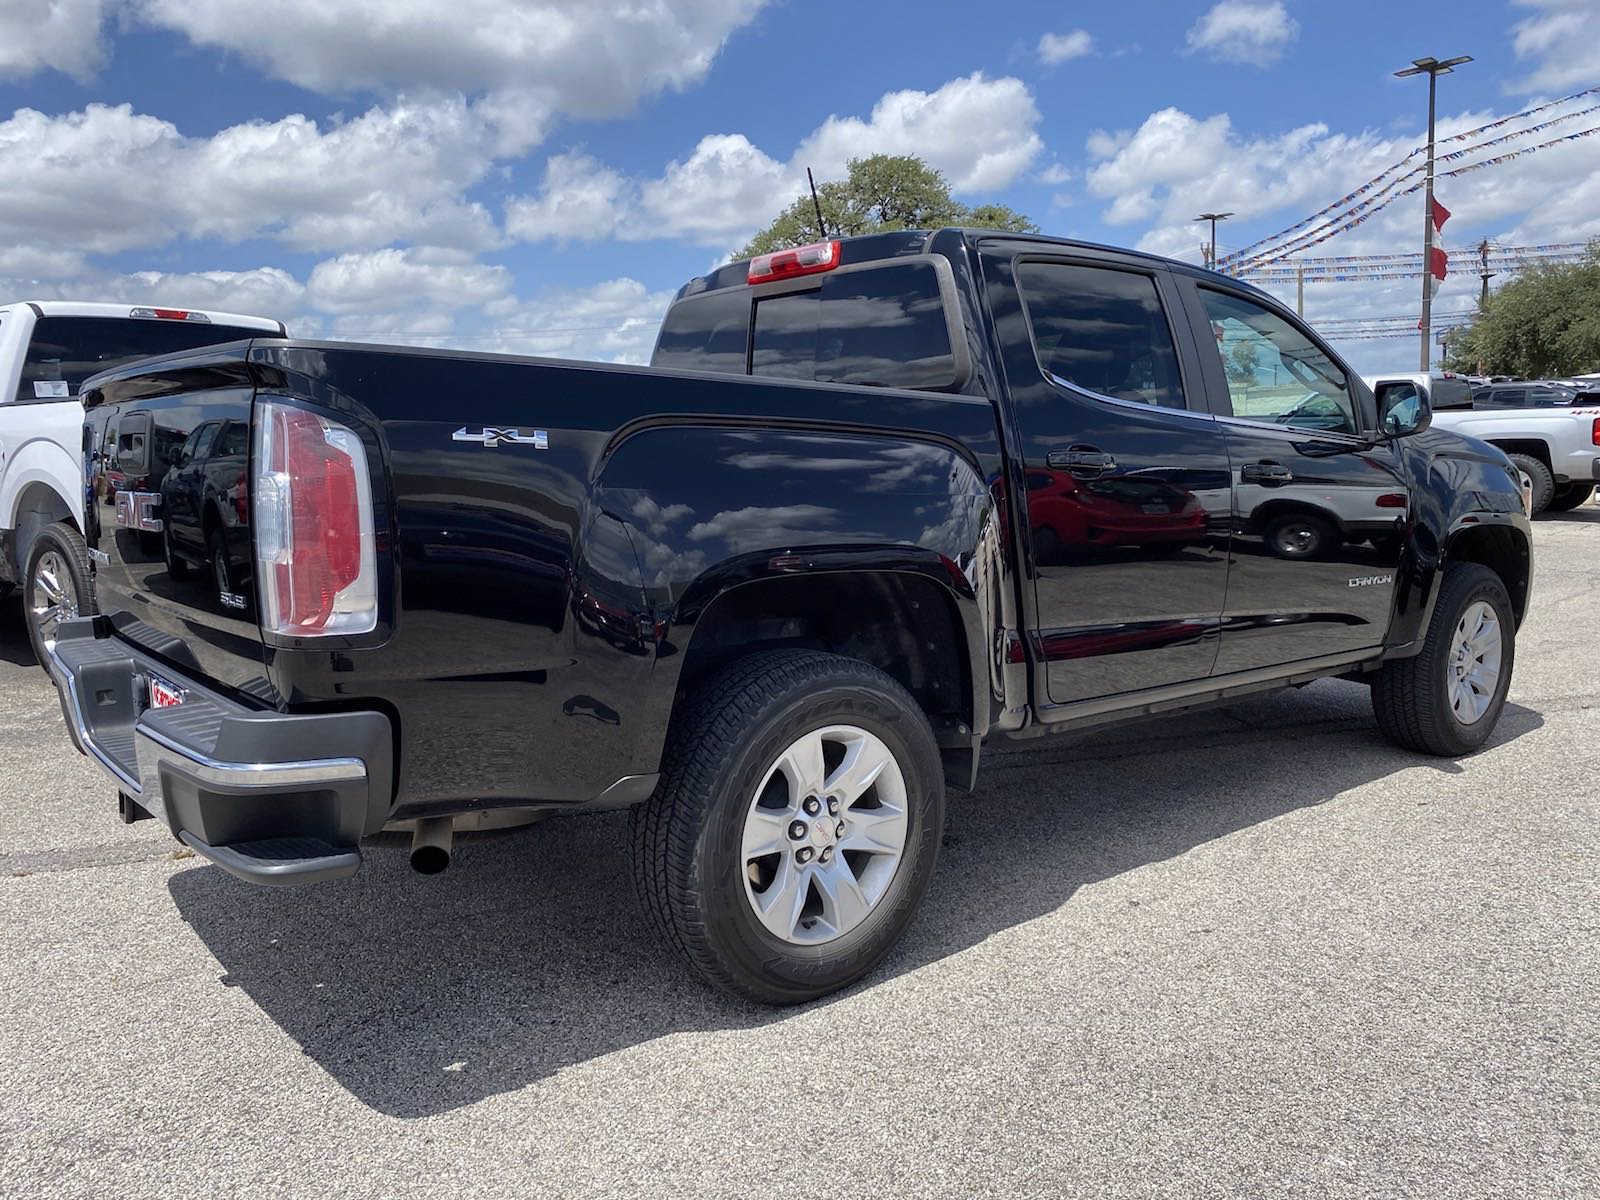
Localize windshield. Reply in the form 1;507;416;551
18;316;270;402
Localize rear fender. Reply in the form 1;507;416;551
595;423;1005;756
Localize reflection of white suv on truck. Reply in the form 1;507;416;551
0;302;285;662
1365;371;1600;514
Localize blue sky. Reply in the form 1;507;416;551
0;1;1595;372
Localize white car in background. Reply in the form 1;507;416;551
1366;371;1600;515
0;301;286;664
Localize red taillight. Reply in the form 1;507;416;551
747;240;841;284
1376;493;1408;508
254;401;377;636
1592;416;1600;447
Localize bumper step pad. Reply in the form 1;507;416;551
177;832;361;886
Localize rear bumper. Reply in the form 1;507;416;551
47;618;392;885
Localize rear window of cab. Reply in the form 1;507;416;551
652;259;965;392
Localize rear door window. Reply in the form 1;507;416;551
1431;377;1473;409
16;316;267;402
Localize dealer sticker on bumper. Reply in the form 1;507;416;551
148;675;187;709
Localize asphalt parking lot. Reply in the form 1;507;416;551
2;515;1597;1200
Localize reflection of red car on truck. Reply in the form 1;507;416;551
1025;470;1206;558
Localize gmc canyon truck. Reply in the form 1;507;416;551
47;230;1531;1004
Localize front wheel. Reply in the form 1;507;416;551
24;522;96;669
1371;563;1514;756
631;650;944;1004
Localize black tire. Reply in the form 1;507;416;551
1264;511;1337;560
1545;482;1593;512
23;522;96;670
630;649;944;1005
1371;563;1514;756
1506;453;1554;515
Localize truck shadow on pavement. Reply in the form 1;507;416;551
169;683;1543;1119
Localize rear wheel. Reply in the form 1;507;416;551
1506;453;1554;514
1545;482;1593;512
24;522;95;669
1371;563;1514;756
631;650;944;1004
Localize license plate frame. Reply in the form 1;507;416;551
148;674;187;710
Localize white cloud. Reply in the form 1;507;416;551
798;73;1042;193
307;247;511;315
1508;0;1599;93
1038;30;1094;65
480;278;674;364
135;0;767;155
0;0;109;82
1185;0;1298;67
0;97;506;259
508;73;1045;250
505;152;631;242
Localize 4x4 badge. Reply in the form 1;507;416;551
452;427;548;450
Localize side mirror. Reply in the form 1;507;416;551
1378;384;1431;438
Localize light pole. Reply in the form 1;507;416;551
1395;54;1472;371
1195;212;1233;270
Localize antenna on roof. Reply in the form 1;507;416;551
806;168;829;239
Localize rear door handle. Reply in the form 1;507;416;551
1241;461;1293;484
1047;449;1117;472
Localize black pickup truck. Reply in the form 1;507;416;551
47;229;1531;1003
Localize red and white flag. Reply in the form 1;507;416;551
1429;197;1451;296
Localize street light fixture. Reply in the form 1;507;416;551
1395;54;1472;371
1195;212;1234;270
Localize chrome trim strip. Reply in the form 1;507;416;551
1044;372;1219;422
137;724;367;788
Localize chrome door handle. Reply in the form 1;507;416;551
1047;449;1116;472
1241;462;1293;484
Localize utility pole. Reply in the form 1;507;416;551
1395;54;1472;372
1478;238;1495;308
1195;212;1233;270
1296;263;1305;317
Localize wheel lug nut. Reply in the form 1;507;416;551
819;846;833;863
835;821;846;838
802;797;821;816
826;797;839;816
788;821;808;840
796;846;814;864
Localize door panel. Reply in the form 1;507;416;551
987;252;1233;707
1180;280;1409;671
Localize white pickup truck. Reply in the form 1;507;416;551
1366;372;1600;514
0;301;285;663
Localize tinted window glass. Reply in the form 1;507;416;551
1492;389;1525;407
117;413;152;473
1199;289;1356;434
651;289;749;374
213;420;250;457
750;291;819;381
1014;262;1186;409
17;316;265;402
749;262;958;390
1431;377;1473;409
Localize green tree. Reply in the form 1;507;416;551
1226;338;1260;387
1444;242;1600;377
735;154;1037;259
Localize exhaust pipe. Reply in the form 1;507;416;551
410;816;454;875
